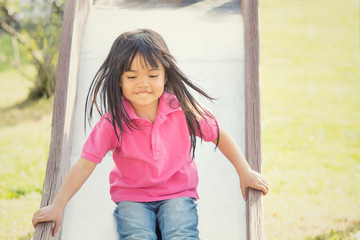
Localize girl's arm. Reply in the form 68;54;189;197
32;157;97;236
213;129;269;201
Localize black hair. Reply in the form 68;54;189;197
85;29;219;157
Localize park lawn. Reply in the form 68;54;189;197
0;193;42;240
0;67;53;240
259;0;360;239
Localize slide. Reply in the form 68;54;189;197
33;1;264;239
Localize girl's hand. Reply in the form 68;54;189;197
31;158;96;236
240;169;269;201
32;204;64;236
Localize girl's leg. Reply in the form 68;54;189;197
114;201;157;240
157;197;200;240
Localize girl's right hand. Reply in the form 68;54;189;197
32;204;64;236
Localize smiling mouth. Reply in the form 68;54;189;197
136;91;152;95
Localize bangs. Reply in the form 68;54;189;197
122;37;166;72
124;51;159;71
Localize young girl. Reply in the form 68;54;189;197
32;28;268;239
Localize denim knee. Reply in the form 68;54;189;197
113;201;157;240
157;197;200;240
113;197;200;240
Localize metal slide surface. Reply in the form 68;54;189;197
62;1;246;239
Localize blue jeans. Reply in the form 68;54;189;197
113;197;200;240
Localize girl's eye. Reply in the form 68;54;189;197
127;76;136;79
150;75;159;78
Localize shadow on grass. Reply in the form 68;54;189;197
0;97;53;127
306;220;360;240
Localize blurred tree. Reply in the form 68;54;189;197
0;0;64;100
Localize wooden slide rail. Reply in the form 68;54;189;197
242;1;265;239
33;0;91;238
33;0;263;239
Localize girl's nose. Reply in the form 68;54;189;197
139;77;150;87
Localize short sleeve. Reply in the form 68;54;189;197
81;114;118;164
195;115;220;142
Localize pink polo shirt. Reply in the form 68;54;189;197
81;92;219;203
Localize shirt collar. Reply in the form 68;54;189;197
122;92;181;120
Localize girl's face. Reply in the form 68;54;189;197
120;54;167;114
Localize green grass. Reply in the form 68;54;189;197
0;67;53;239
259;0;360;239
0;193;42;240
0;111;51;198
0;66;52;197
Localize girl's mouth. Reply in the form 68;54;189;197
136;91;152;95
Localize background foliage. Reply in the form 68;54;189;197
0;0;64;99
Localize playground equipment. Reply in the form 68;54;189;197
33;0;264;239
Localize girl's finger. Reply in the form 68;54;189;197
252;179;268;196
259;182;269;195
260;178;269;191
240;184;247;201
53;222;60;236
32;216;42;228
32;213;50;227
262;177;269;188
32;210;39;219
32;212;42;226
263;177;270;192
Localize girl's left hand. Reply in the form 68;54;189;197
240;169;269;201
